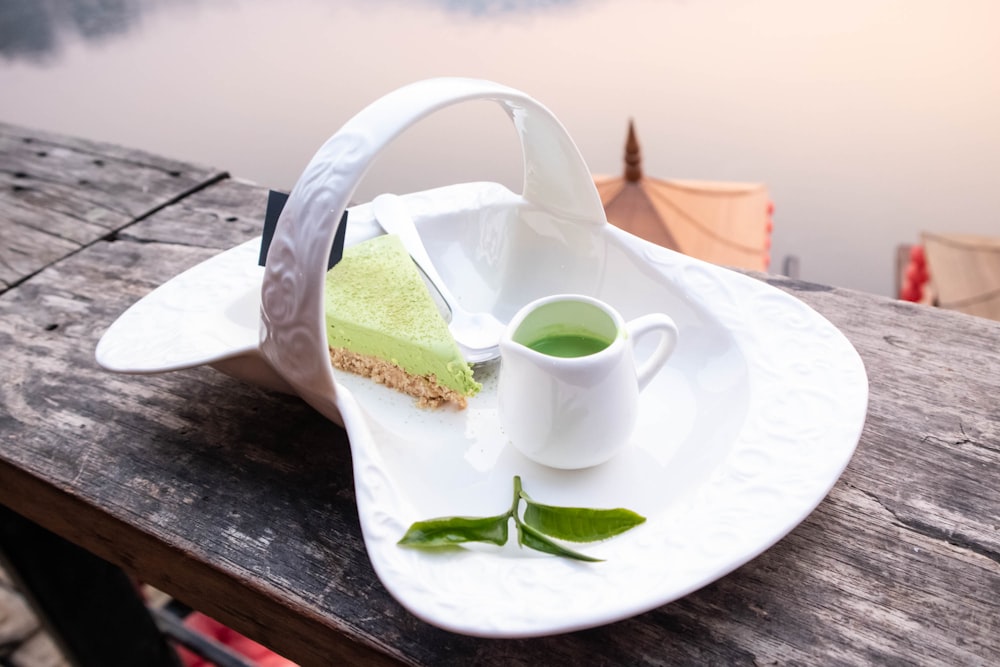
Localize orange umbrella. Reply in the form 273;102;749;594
594;121;773;272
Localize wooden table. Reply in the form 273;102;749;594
1;121;998;666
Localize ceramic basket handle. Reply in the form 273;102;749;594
259;78;608;423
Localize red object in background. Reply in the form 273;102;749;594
764;201;774;269
177;613;297;667
900;244;929;302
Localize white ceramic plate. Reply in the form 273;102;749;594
97;185;869;638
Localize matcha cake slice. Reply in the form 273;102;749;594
324;234;481;408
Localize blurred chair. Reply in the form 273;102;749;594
899;233;1000;322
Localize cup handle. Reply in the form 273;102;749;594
626;314;679;392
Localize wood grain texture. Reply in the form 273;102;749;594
0;123;998;666
0;121;226;293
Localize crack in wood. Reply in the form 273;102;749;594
855;486;1000;565
110;234;225;251
882;334;909;349
895;516;999;565
921;427;1000;455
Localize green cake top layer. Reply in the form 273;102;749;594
324;234;481;398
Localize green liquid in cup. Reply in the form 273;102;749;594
527;332;611;358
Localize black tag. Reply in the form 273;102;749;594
258;190;348;270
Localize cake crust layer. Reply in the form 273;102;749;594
329;347;468;409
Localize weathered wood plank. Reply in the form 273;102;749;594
0;238;399;666
0;122;226;292
117;175;269;251
764;275;1000;560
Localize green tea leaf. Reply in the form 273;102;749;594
515;521;603;562
521;501;646;543
398;476;644;562
398;514;509;548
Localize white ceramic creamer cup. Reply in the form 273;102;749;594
498;294;678;470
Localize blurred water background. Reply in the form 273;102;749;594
1;0;998;296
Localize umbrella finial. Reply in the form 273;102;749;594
625;119;642;182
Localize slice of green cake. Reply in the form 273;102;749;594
324;234;481;408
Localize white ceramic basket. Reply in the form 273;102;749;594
97;78;868;638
